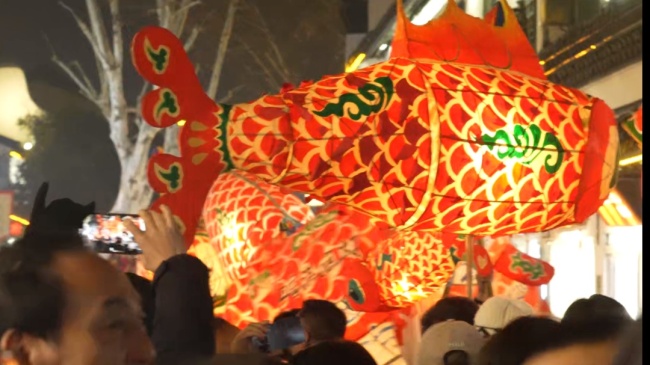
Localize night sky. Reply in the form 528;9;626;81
0;0;347;213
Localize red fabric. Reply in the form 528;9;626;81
391;0;545;79
575;99;619;221
472;244;493;277
493;244;554;286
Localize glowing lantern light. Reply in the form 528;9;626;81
132;0;618;245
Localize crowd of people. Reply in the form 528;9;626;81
0;184;642;365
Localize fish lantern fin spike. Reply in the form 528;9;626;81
131;26;231;246
390;0;547;80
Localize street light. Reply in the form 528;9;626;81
23;142;33;151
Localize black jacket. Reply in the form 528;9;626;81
152;254;215;364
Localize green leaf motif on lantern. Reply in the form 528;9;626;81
217;104;235;171
154;89;180;123
509;252;544;280
314;77;394;120
481;124;565;174
145;39;170;74
154;162;182;193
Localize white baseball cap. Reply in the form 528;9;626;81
474;296;533;335
416;320;485;365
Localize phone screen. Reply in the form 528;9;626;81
80;214;145;255
267;316;306;351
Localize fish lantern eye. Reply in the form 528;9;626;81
348;279;366;304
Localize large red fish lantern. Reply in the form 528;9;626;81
132;0;618;243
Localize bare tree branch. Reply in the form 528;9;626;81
156;0;170;28
109;0;123;66
52;58;96;101
248;1;292;81
44;36;100;102
59;2;112;69
184;26;201;51
163;124;180;156
238;36;280;89
174;0;201;33
70;61;98;96
206;0;240;100
84;0;116;68
219;85;244;104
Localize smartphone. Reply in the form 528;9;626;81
267;316;306;351
80;214;145;255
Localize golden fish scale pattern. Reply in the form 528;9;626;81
226;58;592;236
368;230;455;307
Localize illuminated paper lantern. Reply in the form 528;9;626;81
201;170;313;324
446;237;552;312
221;205;378;326
493;243;554;286
365;230;455;307
131;0;618;244
446;236;493;277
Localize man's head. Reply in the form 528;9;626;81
125;273;154;336
298;300;346;346
292;340;377;365
474;296;533;336
417;320;485;365
562;294;631;324
0;234;153;365
477;316;560;365
421;297;479;334
523;317;629;365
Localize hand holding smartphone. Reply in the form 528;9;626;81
80;213;145;255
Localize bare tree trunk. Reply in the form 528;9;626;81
56;0;240;213
112;153;154;213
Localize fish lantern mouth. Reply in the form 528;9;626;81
575;98;620;222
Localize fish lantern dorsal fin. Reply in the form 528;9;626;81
391;0;546;80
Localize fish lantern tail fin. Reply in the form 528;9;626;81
392;0;546;80
131;26;228;245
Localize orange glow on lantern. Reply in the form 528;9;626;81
133;0;618;244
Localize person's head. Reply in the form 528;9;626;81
477;316;561;365
421;297;480;333
523;317;630;365
417;320;485;365
474;296;533;336
24;182;95;239
125;273;154;336
611;317;642;365
0;234;153;365
274;309;300;322
562;294;631;324
298;300;346;346
292;340;377;365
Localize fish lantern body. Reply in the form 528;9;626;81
201;171;313;323
132;0;619;243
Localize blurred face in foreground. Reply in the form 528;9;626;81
4;251;154;365
523;340;618;365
